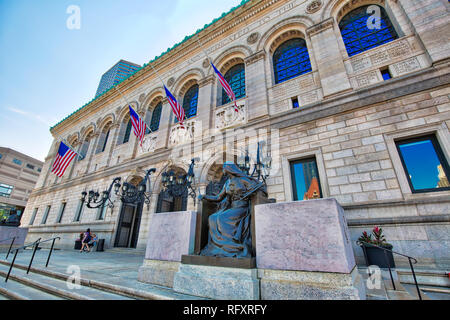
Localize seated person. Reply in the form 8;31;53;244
88;233;98;248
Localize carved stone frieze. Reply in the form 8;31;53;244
215;102;247;130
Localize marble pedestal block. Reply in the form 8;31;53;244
0;226;28;248
254;199;365;300
173;264;260;300
138;211;198;288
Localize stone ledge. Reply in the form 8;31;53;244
181;255;256;269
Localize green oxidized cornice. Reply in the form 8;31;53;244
50;0;251;133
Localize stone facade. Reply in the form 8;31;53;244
22;0;450;269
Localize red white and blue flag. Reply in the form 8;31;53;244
129;106;147;146
51;142;77;177
164;85;185;128
211;62;239;112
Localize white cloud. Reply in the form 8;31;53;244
7;106;57;126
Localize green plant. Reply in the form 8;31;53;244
358;226;391;247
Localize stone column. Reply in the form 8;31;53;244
197;75;215;132
105;123;120;167
85;133;100;174
154;98;172;151
398;0;450;64
244;50;270;121
306;18;352;97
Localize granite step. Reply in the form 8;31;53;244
0;259;205;300
0;276;63;300
0;263;133;300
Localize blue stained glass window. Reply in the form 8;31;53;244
146;102;162;133
339;5;398;57
123;119;132;144
396;135;450;193
222;64;246;105
273;38;312;84
176;85;198;123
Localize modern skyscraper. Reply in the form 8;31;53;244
95;60;141;97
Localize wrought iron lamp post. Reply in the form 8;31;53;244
161;158;197;205
238;141;272;183
81;168;156;209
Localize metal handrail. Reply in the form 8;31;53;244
357;240;422;300
5;236;60;282
0;237;16;260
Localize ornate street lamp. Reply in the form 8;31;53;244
81;168;156;209
238;141;272;183
161;158;197;205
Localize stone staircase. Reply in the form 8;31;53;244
359;267;434;300
0;259;203;300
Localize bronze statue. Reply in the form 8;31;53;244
198;162;266;258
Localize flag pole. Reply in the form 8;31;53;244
196;34;239;113
114;85;153;136
148;62;186;128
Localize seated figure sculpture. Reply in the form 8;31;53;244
198;162;266;259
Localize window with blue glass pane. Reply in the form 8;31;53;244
147;102;162;133
273;38;312;84
123;119;132;143
396;135;450;193
339;5;398;57
290;158;322;201
176;85;198;123
222;64;246;105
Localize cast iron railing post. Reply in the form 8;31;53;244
409;257;422;300
5;250;18;282
6;237;15;260
45;238;57;267
26;240;40;274
383;249;395;290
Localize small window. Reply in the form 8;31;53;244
26;164;35;170
37;168;42;172
12;159;22;166
123;119;132;144
29;208;38;225
292;97;300;109
74;200;84;222
0;153;2;159
56;202;66;223
97;204;107;221
381;68;392;81
0;183;13;198
290;158;322;201
396;135;450;193
41;205;51;225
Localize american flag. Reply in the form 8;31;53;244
164;85;185;128
129;106;147;146
51;142;77;178
211;62;239;112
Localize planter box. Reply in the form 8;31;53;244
363;244;396;269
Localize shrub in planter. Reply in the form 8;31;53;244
358;226;395;269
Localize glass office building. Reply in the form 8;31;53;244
95;60;141;97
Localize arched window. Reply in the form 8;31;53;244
176;84;198;123
221;64;246;105
273;38;312;84
339;5;399;57
122;119;132;144
146;102;162;134
96;127;110;154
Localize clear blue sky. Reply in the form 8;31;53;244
0;0;242;161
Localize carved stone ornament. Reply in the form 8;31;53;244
139;93;146;103
202;59;210;69
167;77;175;88
306;0;323;14
215;103;246;130
140;135;157;154
247;32;259;45
169;122;195;146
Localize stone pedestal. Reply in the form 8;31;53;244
0;226;28;248
254;199;365;300
138;211;198;288
173;263;260;300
